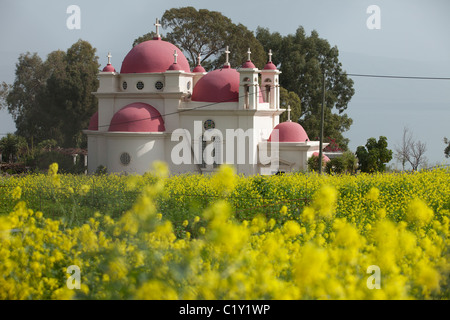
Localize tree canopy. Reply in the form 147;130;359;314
2;40;99;148
356;136;393;173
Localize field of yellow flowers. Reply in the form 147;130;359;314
0;163;449;300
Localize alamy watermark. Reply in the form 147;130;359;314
366;5;381;30
66;5;81;30
66;265;81;289
366;265;381;289
171;121;280;171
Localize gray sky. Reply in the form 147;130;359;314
1;0;449;168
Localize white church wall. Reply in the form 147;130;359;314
105;134;166;174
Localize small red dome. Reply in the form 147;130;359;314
192;67;240;103
120;39;190;74
268;121;309;142
242;60;256;69
88;111;98;130
102;64;116;72
192;64;206;73
167;63;183;71
109;102;165;132
313;152;331;162
264;61;278;70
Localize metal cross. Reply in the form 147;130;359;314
197;53;202;66
247;48;251;61
154;18;161;38
224;46;230;66
268;49;273;63
287;105;291;122
107;52;112;65
173;50;178;64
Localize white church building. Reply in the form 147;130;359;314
84;21;327;175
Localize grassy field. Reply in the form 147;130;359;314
0;163;449;299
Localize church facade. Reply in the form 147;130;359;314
84;22;327;175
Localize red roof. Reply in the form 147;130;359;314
120;39;190;74
109;102;165;132
263;61;278;70
191;67;240;103
268;121;309;142
102;64;116;72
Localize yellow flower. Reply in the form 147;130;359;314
182;220;189;227
365;187;380;201
79;185;90;196
279;205;288;216
406;199;434;227
12;186;22;200
48;163;58;176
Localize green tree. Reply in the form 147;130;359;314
279;87;301;123
133;7;266;70
0;134;28;163
4;40;99;149
256;27;355;150
356;136;393;173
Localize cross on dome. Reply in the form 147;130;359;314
247;48;252;61
173;50;178;64
197;53;202;66
287;105;292;122
268;49;273;63
224;46;230;67
107;52;112;65
154;18;161;38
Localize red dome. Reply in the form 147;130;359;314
109;102;165;132
242;60;256;69
192;67;240;103
167;63;183;71
313;152;330;162
268;121;309;142
120;39;190;74
192;64;206;73
264;61;278;70
102;64;116;72
88;111;98;130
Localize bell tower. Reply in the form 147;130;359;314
259;49;281;109
238;48;260;110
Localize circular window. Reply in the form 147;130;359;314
120;152;131;166
203;119;215;130
136;81;144;90
122;81;128;90
155;81;164;90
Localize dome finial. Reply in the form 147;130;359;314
247;48;252;61
173;50;178;64
224;46;231;67
154;18;161;39
107;52;112;65
268;49;273;63
287;105;292;122
197;53;202;66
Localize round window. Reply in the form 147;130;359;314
120;152;131;166
203;119;215;130
136;81;144;90
122;81;128;90
155;81;164;90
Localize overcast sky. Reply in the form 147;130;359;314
1;0;449;167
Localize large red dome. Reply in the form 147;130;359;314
109;102;165;132
120;39;190;74
268;121;309;142
191;66;240;103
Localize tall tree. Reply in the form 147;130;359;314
256;27;355;150
133;7;266;70
356;136;393;173
4;40;99;148
394;127;427;171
